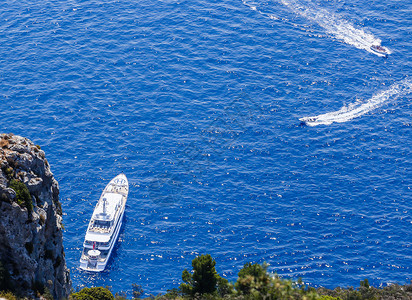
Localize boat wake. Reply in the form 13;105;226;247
280;0;391;56
242;0;285;22
243;0;390;56
299;79;412;126
242;0;321;35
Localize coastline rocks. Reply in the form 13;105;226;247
0;134;71;299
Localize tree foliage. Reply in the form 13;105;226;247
192;254;218;295
132;283;144;299
234;262;321;300
235;262;270;295
0;291;17;300
71;287;114;300
9;179;32;213
67;256;412;300
179;254;228;296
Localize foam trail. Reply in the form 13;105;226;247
242;0;321;34
280;0;391;56
300;79;412;126
242;0;281;21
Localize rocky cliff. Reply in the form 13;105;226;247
0;134;71;299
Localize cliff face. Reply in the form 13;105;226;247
0;134;71;299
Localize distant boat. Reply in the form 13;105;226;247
80;173;128;272
370;44;389;57
299;116;317;126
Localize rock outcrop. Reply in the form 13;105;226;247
0;134;71;299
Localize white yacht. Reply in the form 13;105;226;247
80;173;128;272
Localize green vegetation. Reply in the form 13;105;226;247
179;254;224;296
71;287;115;300
9;179;32;213
235;262;270;295
317;281;412;300
1;254;412;299
157;255;412;300
0;291;17;300
132;283;144;299
42;287;53;300
167;256;319;299
1;166;14;181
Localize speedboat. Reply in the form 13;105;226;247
299;116;317;125
80;173;128;272
370;44;389;57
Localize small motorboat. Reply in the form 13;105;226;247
370;44;389;57
299;116;317;126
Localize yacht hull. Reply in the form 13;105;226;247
80;174;128;272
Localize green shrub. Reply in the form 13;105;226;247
235;262;270;295
162;288;181;299
317;280;412;300
71;287;114;300
1;166;14;181
0;291;17;300
9;179;32;213
5;167;13;177
42;287;53;300
179;254;221;296
217;276;233;297
132;283;144;299
114;291;128;300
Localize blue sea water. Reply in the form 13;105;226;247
0;0;411;296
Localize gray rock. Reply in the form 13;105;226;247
0;134;71;299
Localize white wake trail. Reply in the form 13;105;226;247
242;0;281;21
280;0;390;56
242;0;321;32
300;79;412;126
